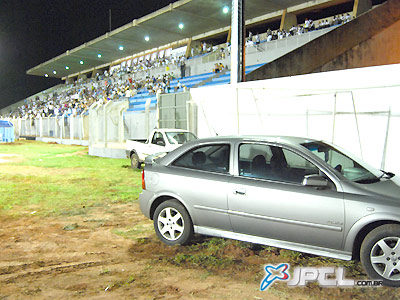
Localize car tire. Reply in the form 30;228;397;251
360;224;400;286
130;152;141;169
153;199;193;246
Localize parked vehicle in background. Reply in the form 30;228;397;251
126;129;197;169
139;135;400;286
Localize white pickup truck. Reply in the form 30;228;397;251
126;129;197;168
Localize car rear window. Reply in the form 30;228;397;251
172;144;230;174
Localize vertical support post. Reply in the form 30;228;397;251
353;0;372;17
350;92;363;159
381;108;391;170
61;114;65;144
39;117;43;138
80;116;83;141
331;93;337;143
104;104;108;148
145;99;150;136
236;86;240;134
157;92;161;129
185;38;192;58
70;115;74;140
48;117;50;137
118;105;127;143
55;117;58;139
280;9;297;31
230;0;245;84
18;118;22;137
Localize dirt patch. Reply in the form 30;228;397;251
0;154;23;164
0;165;76;176
0;203;281;300
55;150;88;157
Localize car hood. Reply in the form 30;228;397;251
356;178;400;202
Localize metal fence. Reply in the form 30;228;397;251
7;114;90;143
88;100;129;147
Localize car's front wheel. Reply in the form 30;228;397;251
360;224;400;286
153;200;193;246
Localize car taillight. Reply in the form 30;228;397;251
142;169;146;190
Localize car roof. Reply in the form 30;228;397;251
155;128;192;133
157;135;321;165
188;135;319;146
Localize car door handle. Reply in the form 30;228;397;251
234;188;246;195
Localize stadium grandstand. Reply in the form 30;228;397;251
1;0;400;168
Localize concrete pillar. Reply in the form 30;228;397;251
280;9;298;31
39;117;43;137
54;117;58;139
48;117;50;137
80;116;83;141
185;38;192;58
61;114;65;144
18;118;22;137
104;101;112;147
104;104;107;147
70;115;74;140
353;0;372;17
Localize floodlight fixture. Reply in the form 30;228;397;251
53;70;57;75
179;23;184;29
119;46;124;51
45;74;49;77
65;66;70;70
79;60;84;65
144;35;150;42
223;6;229;14
97;54;102;58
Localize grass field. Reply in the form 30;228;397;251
0;140;142;215
1;140;399;299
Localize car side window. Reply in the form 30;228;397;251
172;144;230;173
151;132;165;146
239;143;321;184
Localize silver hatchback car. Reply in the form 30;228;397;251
139;136;400;286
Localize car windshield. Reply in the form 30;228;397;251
301;141;381;184
165;132;197;145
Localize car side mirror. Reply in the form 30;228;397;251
156;140;166;146
302;174;329;189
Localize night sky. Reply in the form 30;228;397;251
0;0;178;110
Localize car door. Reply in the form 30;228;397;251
228;142;345;250
147;131;166;155
167;142;233;231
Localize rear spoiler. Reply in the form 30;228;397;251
145;152;168;165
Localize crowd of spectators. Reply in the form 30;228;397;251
108;55;185;78
247;13;353;46
3;71;177;119
213;63;226;73
2;12;355;120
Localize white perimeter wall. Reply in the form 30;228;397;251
190;63;400;174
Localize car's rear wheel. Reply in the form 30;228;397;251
130;152;140;169
153;200;193;246
360;224;400;286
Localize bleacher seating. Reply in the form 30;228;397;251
168;72;214;89
127;90;157;112
203;63;265;87
126;64;266;111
